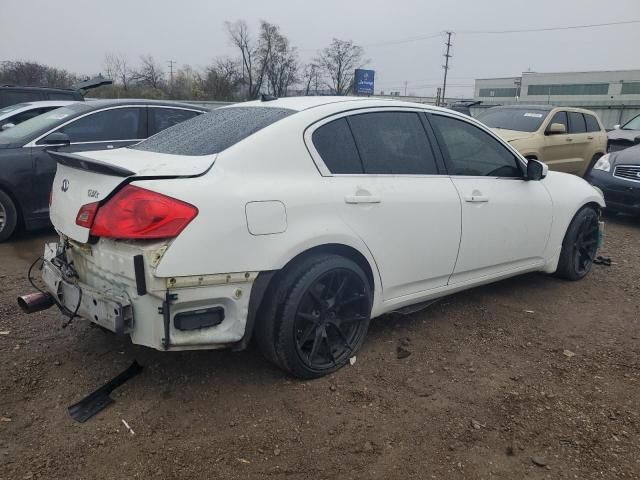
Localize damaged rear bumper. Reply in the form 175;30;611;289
40;240;258;351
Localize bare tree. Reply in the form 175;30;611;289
104;52;130;90
131;54;164;90
302;63;321;95
316;39;366;95
261;22;298;97
201;57;241;100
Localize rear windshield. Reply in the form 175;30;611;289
477;107;548;132
132;106;295;156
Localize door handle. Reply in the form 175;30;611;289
464;195;489;203
565;138;573;142
344;192;381;204
587;136;594;140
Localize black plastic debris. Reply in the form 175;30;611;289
68;361;143;423
594;256;612;266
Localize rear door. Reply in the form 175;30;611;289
30;106;146;218
429;113;552;284
307;109;462;301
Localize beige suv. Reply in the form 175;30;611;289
477;105;607;176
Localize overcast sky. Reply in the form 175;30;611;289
1;0;639;98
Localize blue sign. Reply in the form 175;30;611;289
354;69;375;95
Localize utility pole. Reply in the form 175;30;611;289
441;31;453;107
403;81;408;97
167;59;176;91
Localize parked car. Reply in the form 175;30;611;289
0;99;208;241
0;85;83;108
0;77;110;108
22;97;605;379
0;101;76;130
607;113;640;152
477;105;607;176
587;143;640;215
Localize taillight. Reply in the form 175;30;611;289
78;185;198;239
75;202;99;228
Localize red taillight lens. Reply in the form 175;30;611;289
83;185;198;239
75;202;99;228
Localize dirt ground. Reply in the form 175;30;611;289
0;214;638;480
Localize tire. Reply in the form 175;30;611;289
555;206;600;281
256;254;372;379
0;190;18;243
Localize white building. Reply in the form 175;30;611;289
474;70;640;127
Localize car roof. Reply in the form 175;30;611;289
20;100;77;108
0;85;78;93
487;104;554;111
83;99;209;110
232;95;459;114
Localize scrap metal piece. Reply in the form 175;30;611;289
68;361;143;423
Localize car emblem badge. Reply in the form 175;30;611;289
61;179;70;192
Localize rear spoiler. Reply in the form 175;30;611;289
48;151;135;177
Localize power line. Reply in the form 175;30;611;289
457;19;640;35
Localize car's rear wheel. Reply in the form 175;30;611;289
0;190;18;243
257;254;372;379
555;206;600;281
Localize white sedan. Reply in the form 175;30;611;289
0;100;76;130
24;97;605;378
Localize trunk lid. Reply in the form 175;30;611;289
49;149;215;243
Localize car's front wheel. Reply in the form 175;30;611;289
0;190;18;243
257;254;372;379
555;206;600;281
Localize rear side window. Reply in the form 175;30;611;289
348;112;438;174
312;118;363;174
56;107;145;142
133;106;295;156
431;114;522;177
584;114;600;132
547;111;568;133
149;108;201;135
568;112;586;134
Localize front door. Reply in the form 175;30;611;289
429;113;552;284
31;106;147;219
307;110;462;301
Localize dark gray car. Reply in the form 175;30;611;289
0;99;208;241
607;113;640;152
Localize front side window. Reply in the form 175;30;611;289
150;108;201;135
56;107;144;143
547;111;568;133
348;111;438;174
431;114;522;178
312;117;363;174
567;112;586;134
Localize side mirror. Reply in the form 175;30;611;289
547;122;567;135
613;124;621;130
42;132;71;146
1;123;15;131
526;159;548;181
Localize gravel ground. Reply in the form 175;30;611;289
0;214;638;480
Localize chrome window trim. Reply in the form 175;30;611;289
23;104;198;148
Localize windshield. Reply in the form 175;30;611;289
477;108;548;132
622;114;640;130
132;106;296;156
0;104;86;143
